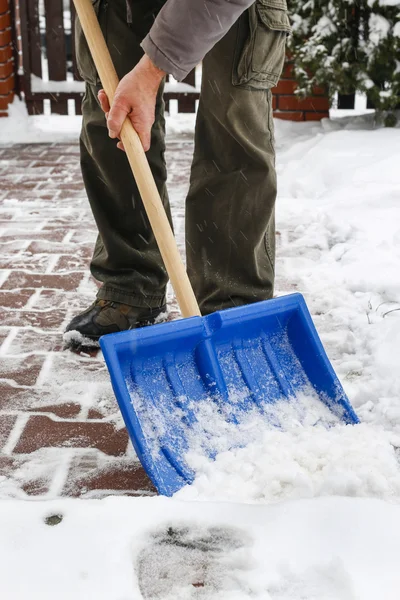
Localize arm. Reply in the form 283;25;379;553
102;0;255;150
142;0;256;81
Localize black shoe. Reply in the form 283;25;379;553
63;299;166;345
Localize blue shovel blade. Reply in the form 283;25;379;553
100;293;358;496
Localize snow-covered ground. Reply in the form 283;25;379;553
0;97;196;144
1;105;400;598
2;495;400;599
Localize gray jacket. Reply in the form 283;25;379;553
139;0;255;81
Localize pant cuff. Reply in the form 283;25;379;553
97;285;166;309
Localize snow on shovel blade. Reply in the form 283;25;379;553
100;293;358;496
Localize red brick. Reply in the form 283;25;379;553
14;416;129;455
0;383;82;417
49;354;109;388
1;271;85;291
0;0;9;13
281;62;294;79
2;146;50;160
40;150;79;162
20;462;56;496
273;79;298;95
0;290;33;308
0;212;14;221
32;403;82;418
273;111;305;122
0;73;13;95
69;345;101;359
0;230;72;243
58;190;88;201
0;59;13;79
22;479;51;496
271;94;277;110
0;355;45;386
313;86;327;96
0;383;26;411
0;454;53;497
2;180;42;192
0;414;16;448
0;44;12;62
87;408;105;419
0;307;66;329
278;95;330;112
0;241;30;254
0;455;19;476
53;254;89;273
22;289;71;311
41;217;90;230
45;181;84;192
0;329;9;346
0;89;13;110
285;49;293;61
63;457;156;497
3;328;62;354
0;29;11;47
25;241;86;255
0;10;10;28
0;257;53;273
305;111;330;121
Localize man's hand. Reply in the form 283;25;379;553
98;54;166;152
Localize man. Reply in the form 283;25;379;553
65;0;291;342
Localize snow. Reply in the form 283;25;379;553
178;422;400;504
368;13;391;45
273;117;400;427
371;0;400;7
2;496;400;599
0;97;196;145
31;74;86;94
62;330;100;348
30;75;198;95
0;98;83;144
2;108;400;597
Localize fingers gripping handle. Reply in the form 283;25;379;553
72;0;201;319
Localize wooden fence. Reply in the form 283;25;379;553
17;0;199;115
14;0;380;119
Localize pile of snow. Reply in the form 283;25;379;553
0;97;83;144
274;119;400;434
179;421;400;504
175;116;400;508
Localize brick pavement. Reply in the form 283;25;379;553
0;136;289;501
0;138;192;499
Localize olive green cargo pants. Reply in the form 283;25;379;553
76;0;288;315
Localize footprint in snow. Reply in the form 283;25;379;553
136;524;253;599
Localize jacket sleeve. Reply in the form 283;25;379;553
141;0;255;81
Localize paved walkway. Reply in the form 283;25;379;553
0;137;192;499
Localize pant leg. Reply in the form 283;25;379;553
186;9;279;315
76;0;170;309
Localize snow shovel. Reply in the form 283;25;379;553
74;0;359;497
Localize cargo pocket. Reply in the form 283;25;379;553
75;0;106;86
233;0;291;90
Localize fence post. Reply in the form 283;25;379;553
0;0;15;116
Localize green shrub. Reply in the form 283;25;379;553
288;0;400;124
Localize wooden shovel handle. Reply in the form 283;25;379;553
72;0;201;318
